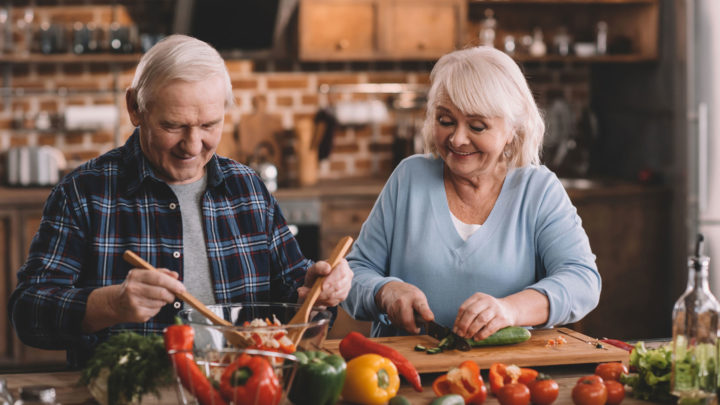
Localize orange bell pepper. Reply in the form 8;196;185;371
489;362;538;395
342;353;400;405
432;360;487;404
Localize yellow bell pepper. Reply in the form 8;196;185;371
342;353;400;405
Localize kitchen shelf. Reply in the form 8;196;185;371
0;53;142;64
470;0;656;4
468;0;660;62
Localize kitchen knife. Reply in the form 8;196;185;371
426;320;471;351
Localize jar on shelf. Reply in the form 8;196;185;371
671;234;720;402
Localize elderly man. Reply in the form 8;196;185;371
9;35;353;367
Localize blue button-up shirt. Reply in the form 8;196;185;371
9;130;310;366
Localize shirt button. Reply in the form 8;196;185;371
173;251;181;259
169;202;177;210
173;301;182;309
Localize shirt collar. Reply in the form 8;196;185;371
122;128;226;195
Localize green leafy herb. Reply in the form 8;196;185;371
619;341;673;402
79;332;174;405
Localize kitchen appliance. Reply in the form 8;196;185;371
6;146;66;187
277;198;321;262
684;0;720;295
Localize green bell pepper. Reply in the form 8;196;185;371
288;351;346;405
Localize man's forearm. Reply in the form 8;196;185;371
81;285;121;333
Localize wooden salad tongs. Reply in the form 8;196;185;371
286;236;354;347
122;250;254;347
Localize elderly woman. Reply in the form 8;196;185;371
341;46;600;340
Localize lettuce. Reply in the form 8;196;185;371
619;341;674;402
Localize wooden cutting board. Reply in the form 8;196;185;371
323;327;629;373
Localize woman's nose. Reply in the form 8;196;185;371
449;125;470;145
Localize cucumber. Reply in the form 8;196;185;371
430;394;466;405
466;326;531;347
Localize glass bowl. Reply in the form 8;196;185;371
178;302;333;353
170;347;298;405
171;303;333;405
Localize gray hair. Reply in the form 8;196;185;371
129;34;235;113
422;46;544;168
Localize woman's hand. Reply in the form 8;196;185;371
375;281;434;334
298;258;353;307
454;292;515;340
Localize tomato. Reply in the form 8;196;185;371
498;383;531;405
595;362;629;382
605;380;625;405
528;377;559;405
572;376;608;405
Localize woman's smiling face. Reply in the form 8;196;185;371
433;95;513;179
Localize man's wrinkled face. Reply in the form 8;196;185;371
129;76;226;184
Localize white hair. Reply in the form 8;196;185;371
129;34;235;113
422;46;544;168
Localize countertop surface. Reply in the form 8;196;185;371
0;177;668;206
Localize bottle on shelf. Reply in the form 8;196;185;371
479;8;496;48
671;234;720;403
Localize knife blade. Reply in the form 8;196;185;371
426;320;471;351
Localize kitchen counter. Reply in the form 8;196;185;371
0;364;658;405
0;177;664;205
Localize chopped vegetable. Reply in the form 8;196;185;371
489;362;538;395
240;315;296;354
432;360;487;405
80;332;175;405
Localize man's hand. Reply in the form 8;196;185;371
297;259;353;307
375;281;434;334
82;268;186;333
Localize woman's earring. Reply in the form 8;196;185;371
503;144;512;158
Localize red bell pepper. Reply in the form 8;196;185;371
432;360;487;404
489;362;538;395
219;353;281;405
164;324;227;405
599;338;634;352
339;331;423;392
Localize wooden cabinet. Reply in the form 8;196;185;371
468;0;660;63
568;186;672;340
299;0;466;61
0;188;67;369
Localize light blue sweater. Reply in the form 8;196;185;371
341;155;601;337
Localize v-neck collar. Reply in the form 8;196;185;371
429;161;514;260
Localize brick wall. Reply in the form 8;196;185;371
0;6;591;185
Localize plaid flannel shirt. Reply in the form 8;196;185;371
8;130;310;367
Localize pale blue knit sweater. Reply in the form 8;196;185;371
341;154;601;337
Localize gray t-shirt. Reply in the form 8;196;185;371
168;175;215;305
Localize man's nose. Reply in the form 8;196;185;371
180;127;203;155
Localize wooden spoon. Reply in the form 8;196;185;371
122;250;254;347
286;236;354;347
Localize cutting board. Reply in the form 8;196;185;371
323;327;629;373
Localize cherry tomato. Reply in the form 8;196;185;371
605;380;625;405
572;375;608;405
498;383;531;405
528;377;559;405
595;362;629;382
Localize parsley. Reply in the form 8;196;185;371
79;332;174;405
